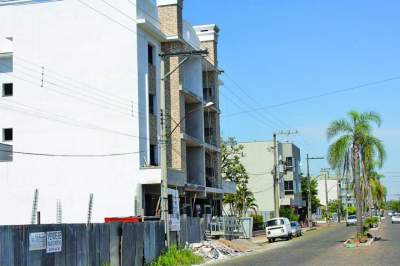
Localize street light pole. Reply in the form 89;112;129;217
159;49;208;247
306;154;324;227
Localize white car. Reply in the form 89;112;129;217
388;211;393;217
265;217;292;243
392;215;400;224
346;215;357;226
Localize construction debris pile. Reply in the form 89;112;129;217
188;239;256;262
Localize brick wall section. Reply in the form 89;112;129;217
157;2;183;38
200;41;218;66
161;41;185;170
200;37;222;188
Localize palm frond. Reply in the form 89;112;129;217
327;135;352;169
327;119;353;140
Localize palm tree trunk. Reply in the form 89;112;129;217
353;145;363;234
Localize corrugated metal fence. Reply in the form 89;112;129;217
0;221;165;266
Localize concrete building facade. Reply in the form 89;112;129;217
240;141;304;220
0;0;233;225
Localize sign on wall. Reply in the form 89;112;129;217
28;230;62;253
29;232;46;251
46;231;62;253
168;188;180;231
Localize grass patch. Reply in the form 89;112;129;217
151;246;204;266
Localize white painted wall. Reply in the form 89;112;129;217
0;0;161;225
317;179;338;207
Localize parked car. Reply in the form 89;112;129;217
265;217;292;243
290;221;302;237
392;214;400;224
388;211;393;217
346;215;357;226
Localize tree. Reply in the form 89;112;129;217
327;111;385;234
387;200;400;212
222;137;258;217
328;199;344;217
301;175;320;218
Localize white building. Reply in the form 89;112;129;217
0;0;233;225
317;173;339;208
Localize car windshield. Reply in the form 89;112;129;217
290;222;297;226
348;215;357;219
267;219;283;227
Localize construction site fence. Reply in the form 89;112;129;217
0;221;165;266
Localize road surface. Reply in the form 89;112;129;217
215;218;400;266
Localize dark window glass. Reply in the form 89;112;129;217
2;83;13;96
168;194;173;214
286;157;293;171
149;94;155;114
284;180;294;195
3;128;13;141
148;44;154;65
149;144;157;166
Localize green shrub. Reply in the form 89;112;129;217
151;246;204;266
347;206;356;215
279;206;299;221
364;216;379;229
250;214;264;230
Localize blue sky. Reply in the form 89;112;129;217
185;0;400;200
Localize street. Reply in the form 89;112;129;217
215;219;400;266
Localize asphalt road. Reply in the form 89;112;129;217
215;218;400;266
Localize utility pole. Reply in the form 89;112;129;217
306;155;324;227
337;175;341;223
160;49;208;247
272;133;279;218
272;130;298;218
321;168;331;223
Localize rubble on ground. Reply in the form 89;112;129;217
188;239;257;262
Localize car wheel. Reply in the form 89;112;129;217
268;239;272;243
272;238;276;242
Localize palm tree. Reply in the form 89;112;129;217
327;111;385;234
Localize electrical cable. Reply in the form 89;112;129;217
0;149;143;157
223;75;400;118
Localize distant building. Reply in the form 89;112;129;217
240;141;304;221
315;171;354;218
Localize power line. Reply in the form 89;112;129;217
15;56;136;106
76;0;137;34
223;75;400;118
0;149;142;158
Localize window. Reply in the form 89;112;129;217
149;94;155;114
0;54;13;73
2;83;13;97
285;157;293;171
203;87;213;100
3;128;13;141
284;180;294;195
148;44;154;65
149;144;157;166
